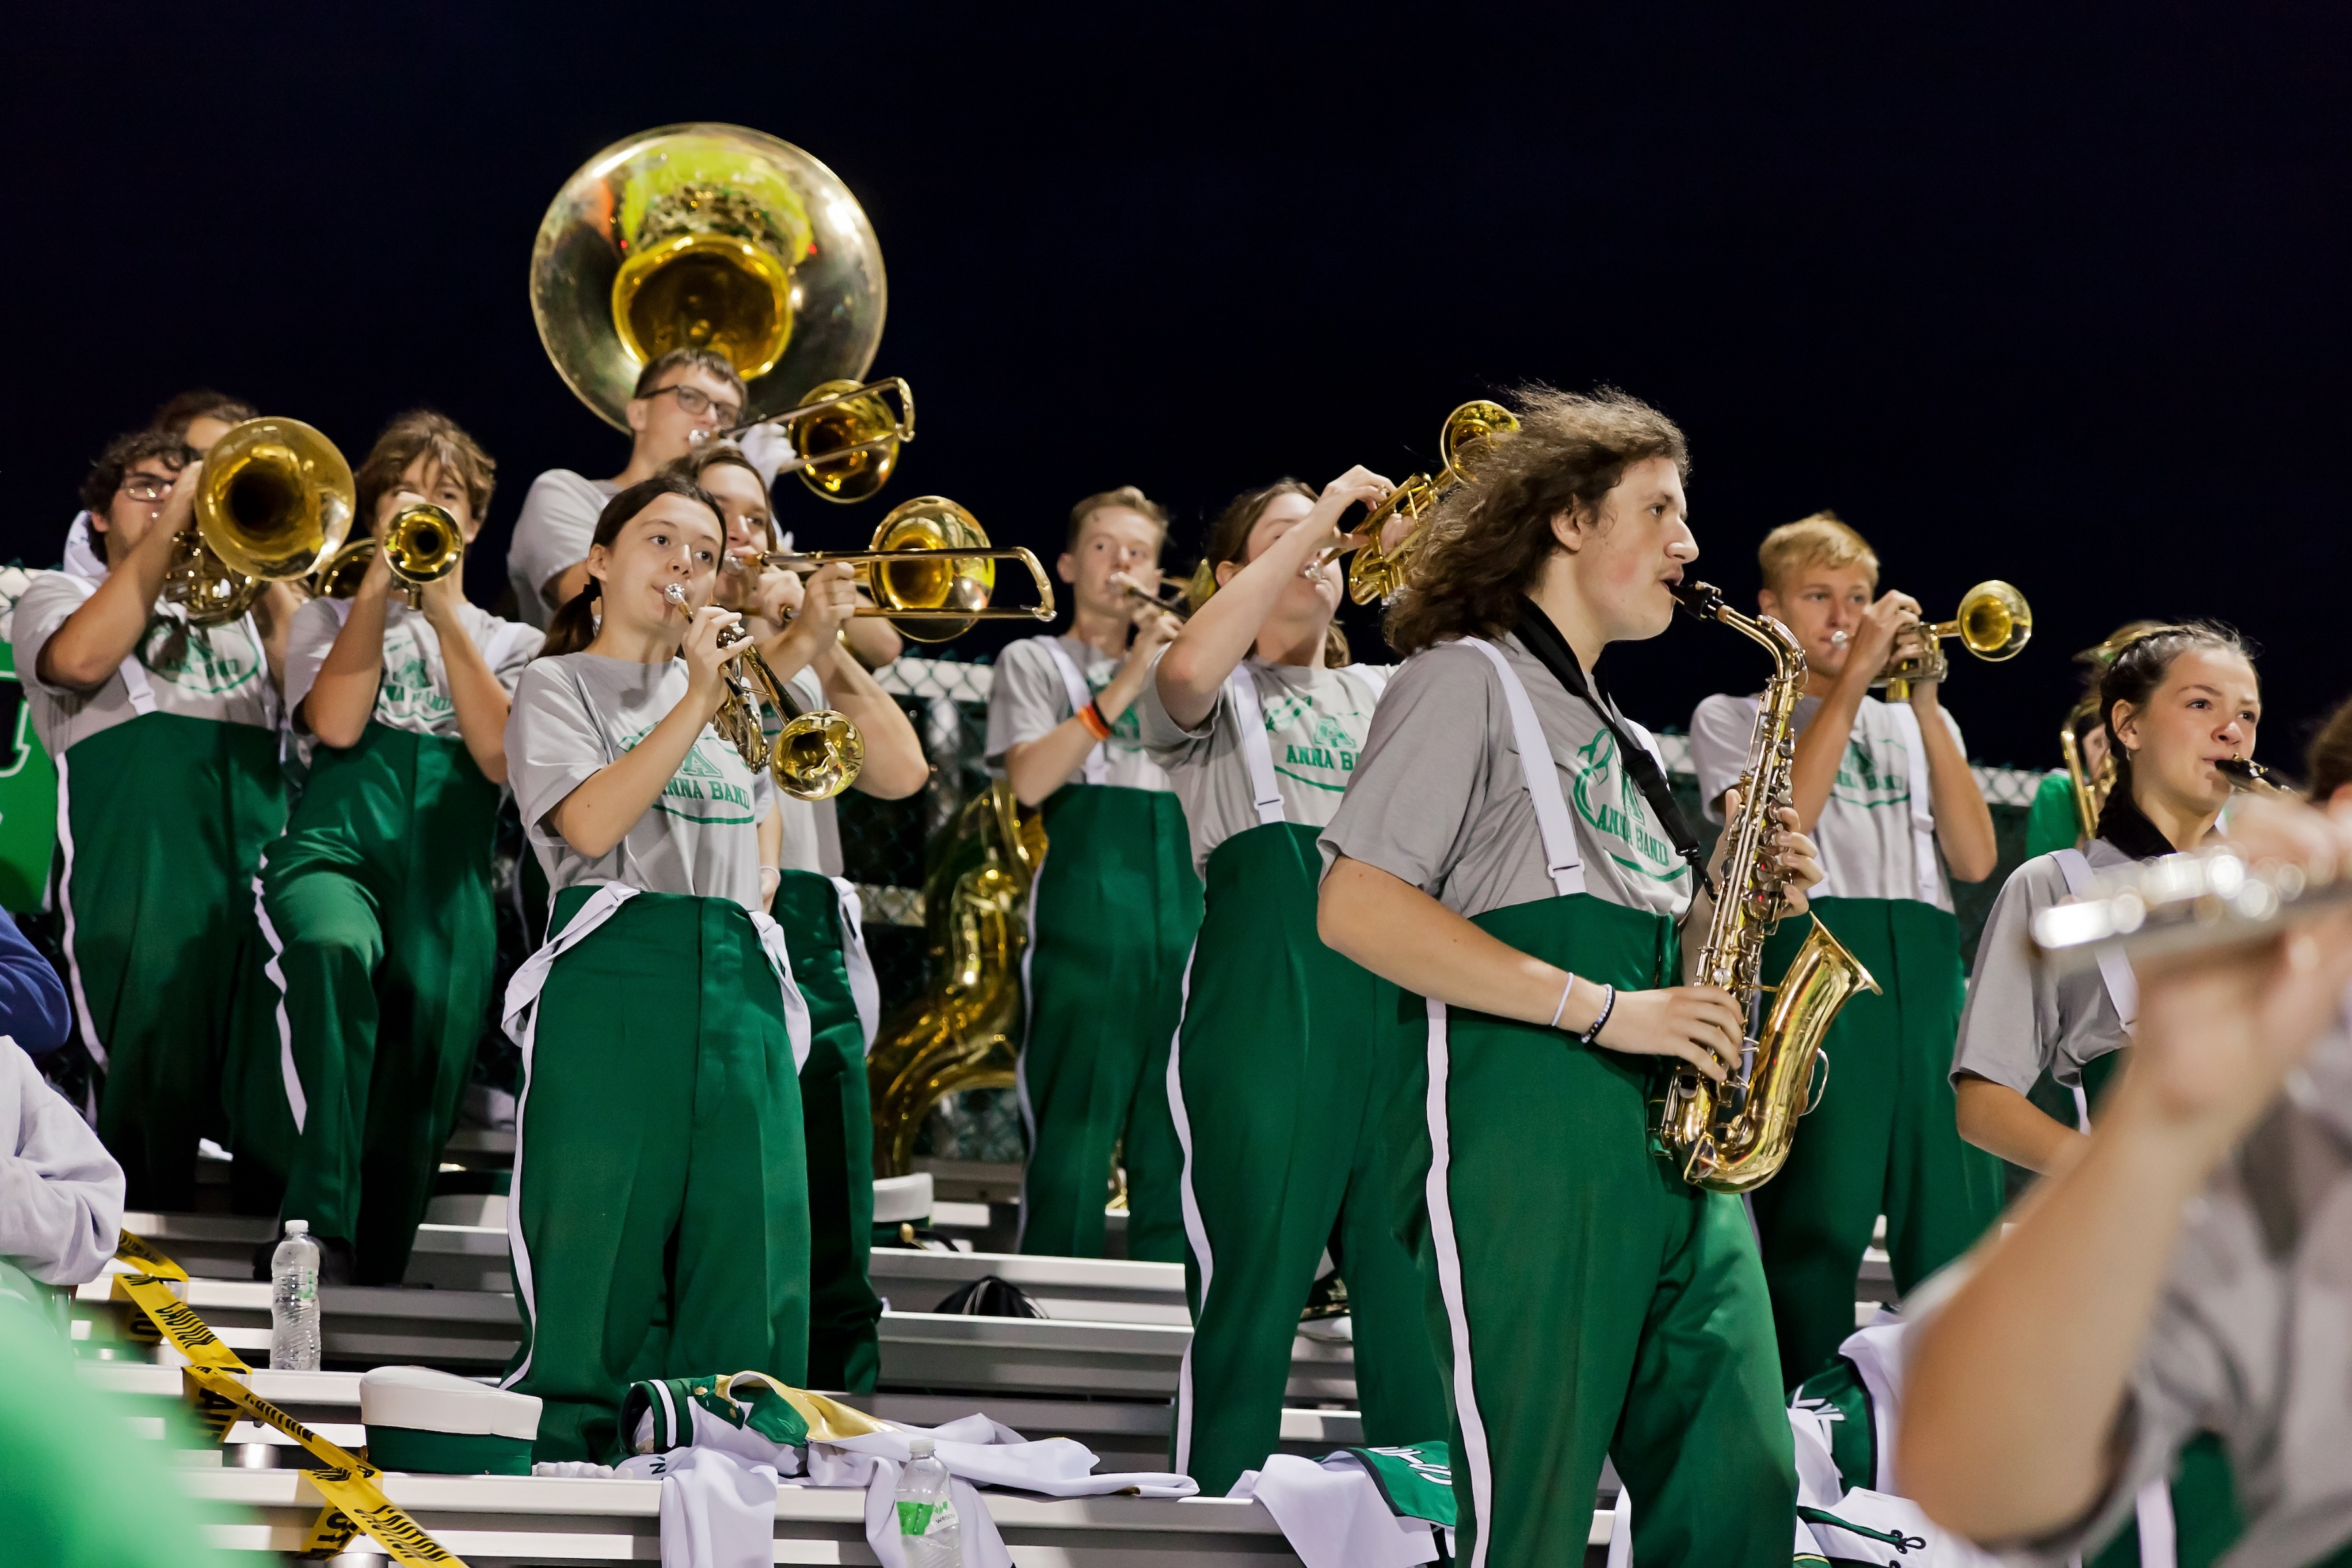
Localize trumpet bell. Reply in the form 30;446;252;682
531;124;887;431
866;497;997;643
385;503;463;586
1954;580;2031;661
1439;399;1520;479
792;378;900;503
196;417;355;581
772;710;866;801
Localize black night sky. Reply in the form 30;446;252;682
9;3;2347;769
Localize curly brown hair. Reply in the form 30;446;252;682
1382;387;1690;656
2308;694;2352;802
1191;479;1349;667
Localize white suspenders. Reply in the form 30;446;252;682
1459;638;1585;898
2052;845;2139;1136
1222;668;1288;828
1038;636;1109;786
2051;847;2139;1032
1886;704;1942;906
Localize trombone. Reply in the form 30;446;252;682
1118;571;1192;621
749;495;1056;644
664;583;866;801
165;417;356;626
312;503;465;607
710;376;915;505
1347;399;1521;605
1868;580;2034;700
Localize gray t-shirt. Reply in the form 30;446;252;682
764;664;841;877
12;570;275;756
1978;1015;2352;1568
1950;838;2136;1096
1319;634;1693;921
506;470;619;629
507;653;765;910
1135;657;1387;879
985;634;1173;793
1690;691;1964;911
284;596;542;741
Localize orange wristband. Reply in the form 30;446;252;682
1077;701;1114;742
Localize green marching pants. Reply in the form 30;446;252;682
1019;784;1201;1262
225;723;502;1284
1168;821;1445;1495
502;886;811;1462
54;711;286;1211
1750;897;2004;1389
770;868;883;1392
1420;892;1795;1568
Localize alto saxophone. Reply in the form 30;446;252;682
1653;581;1882;1193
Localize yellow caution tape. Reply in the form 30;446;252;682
110;1234;466;1567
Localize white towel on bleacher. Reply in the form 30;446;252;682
651;1447;779;1568
1229;1454;1440;1568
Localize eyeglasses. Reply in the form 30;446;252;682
646;383;743;427
119;472;180;502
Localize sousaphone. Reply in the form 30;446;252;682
531;123;888;434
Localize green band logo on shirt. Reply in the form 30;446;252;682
1832;736;1911;809
140;617;259;696
1263;689;1368;794
619;723;758;825
375;634;453;727
1571;728;1684;881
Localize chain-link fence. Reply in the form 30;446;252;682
851;658;2061;1164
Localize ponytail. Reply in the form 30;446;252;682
542;580;602;657
528;474;725;661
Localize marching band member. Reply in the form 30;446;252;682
1947;630;2261;1568
1688;513;2002;1390
56;391;255;568
14;429;290;1209
987;486;1197;1264
1137;472;1446;1494
2023;624;2170;861
1902;796;2352;1568
670;440;927;1394
1952;625;2261;1171
505;348;745;628
1320;389;1816;1568
226;412;542;1282
500;475;812;1460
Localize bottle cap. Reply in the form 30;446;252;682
284;1219;309;1236
907;1437;935;1458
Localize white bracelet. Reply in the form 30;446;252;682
1548;972;1577;1031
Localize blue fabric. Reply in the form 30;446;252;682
0;915;69;1056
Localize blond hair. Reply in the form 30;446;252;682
1066;485;1169;551
1757;512;1878;596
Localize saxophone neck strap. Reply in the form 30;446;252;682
1511;600;1714;899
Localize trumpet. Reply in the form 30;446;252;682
1347;399;1520;605
747;495;1055;644
311;503;465;607
165;417;357;626
1867;580;2033;700
664;584;865;801
709;376;914;504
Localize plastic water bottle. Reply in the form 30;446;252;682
269;1219;322;1371
894;1436;961;1567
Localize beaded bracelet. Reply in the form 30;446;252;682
1578;984;1618;1046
